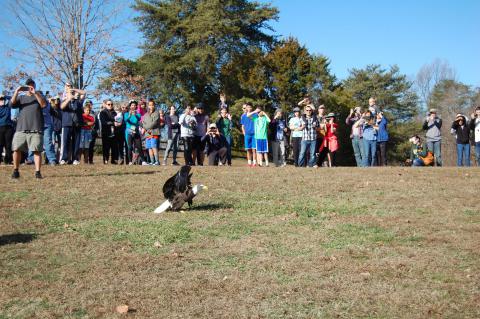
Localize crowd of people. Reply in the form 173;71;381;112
1;79;479;178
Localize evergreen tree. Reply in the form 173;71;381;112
343;65;418;122
133;0;278;108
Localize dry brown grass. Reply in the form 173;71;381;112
0;162;479;318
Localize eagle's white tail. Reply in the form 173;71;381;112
154;200;172;214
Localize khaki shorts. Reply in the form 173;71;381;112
12;132;44;153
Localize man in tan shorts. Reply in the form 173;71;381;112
10;78;47;179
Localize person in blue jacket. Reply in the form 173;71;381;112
0;94;13;164
375;111;389;166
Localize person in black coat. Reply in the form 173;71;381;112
451;114;471;166
99;100;118;164
201;123;228;166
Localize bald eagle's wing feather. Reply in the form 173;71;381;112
162;174;177;200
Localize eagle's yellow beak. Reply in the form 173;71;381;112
203;186;208;190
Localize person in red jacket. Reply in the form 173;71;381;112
318;113;339;167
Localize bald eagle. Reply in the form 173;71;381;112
154;165;207;213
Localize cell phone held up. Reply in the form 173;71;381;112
18;86;30;92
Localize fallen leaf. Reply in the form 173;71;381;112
154;241;162;248
116;305;129;314
360;272;371;279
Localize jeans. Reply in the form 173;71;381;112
272;140;286;166
377;141;387;166
79;129;92;149
61;126;81;162
475;142;480;166
52;130;61;159
0;125;14;164
363;139;377;167
299;140;316;167
456;143;470;166
351;136;364;167
413;158;425;166
225;135;232;165
291;137;302;166
126;134;142;163
163;132;180;163
88;133;96;164
426;140;442;166
182;136;194;165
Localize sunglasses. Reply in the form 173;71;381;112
106;103;113;106
305;109;312;112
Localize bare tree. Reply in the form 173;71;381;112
416;58;456;108
8;0;120;90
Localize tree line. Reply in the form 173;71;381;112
4;0;480;165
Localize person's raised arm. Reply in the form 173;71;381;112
9;87;22;108
299;118;306;131
263;112;271;122
30;86;46;108
60;95;72;110
247;108;260;118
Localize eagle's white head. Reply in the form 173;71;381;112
192;184;208;195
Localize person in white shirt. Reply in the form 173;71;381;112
470;106;480;165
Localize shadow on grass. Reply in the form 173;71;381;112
0;233;37;246
189;203;234;211
49;170;159;178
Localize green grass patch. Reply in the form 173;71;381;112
11;209;74;233
322;223;395;250
78;217;192;253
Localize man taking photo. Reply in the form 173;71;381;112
9;78;47;179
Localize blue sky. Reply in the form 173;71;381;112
0;0;478;93
267;0;479;86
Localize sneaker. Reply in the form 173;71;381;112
219;162;223;166
141;161;149;166
73;160;80;165
11;170;20;179
172;161;180;166
35;171;43;179
153;162;160;166
162;160;167;166
59;160;67;165
128;162;133;166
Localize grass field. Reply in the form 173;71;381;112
1;162;479;318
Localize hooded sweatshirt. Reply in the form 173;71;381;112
423;117;442;142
